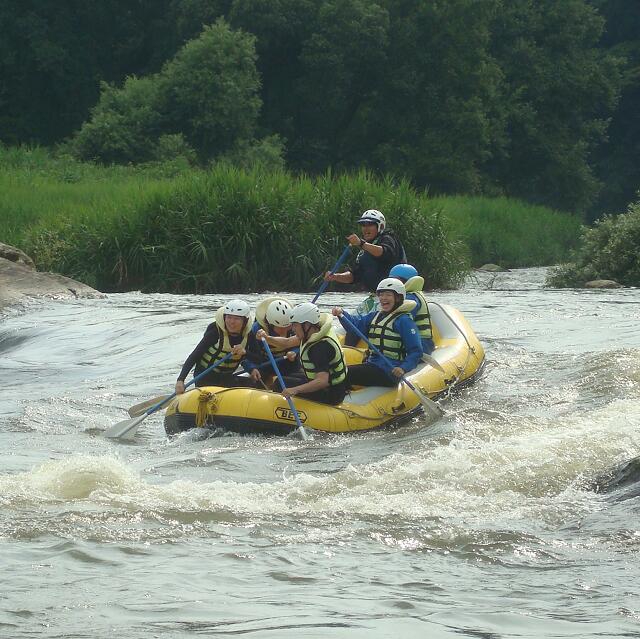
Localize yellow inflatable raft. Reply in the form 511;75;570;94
163;302;485;436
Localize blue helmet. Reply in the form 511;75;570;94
389;264;418;281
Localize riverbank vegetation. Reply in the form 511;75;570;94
1;147;582;292
548;198;640;287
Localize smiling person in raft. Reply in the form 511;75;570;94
175;299;257;394
257;302;348;405
333;278;422;388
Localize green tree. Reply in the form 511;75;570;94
0;0;173;145
548;196;640;286
228;0;321;147
488;0;621;212
587;0;640;219
68;20;261;164
370;0;504;194
159;19;261;160
292;0;390;170
69;76;164;164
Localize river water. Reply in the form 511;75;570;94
1;268;639;638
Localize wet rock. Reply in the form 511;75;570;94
584;279;622;289
476;263;510;272
0;253;104;312
0;242;36;270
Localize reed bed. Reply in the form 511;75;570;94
1;147;581;292
431;195;582;267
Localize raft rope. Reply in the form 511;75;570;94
429;301;480;397
195;389;218;427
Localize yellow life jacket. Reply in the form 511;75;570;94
198;306;252;373
300;313;347;386
405;276;432;340
368;300;417;360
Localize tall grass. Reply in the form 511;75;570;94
1;147;581;292
431;195;582;267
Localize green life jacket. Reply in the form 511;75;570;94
300;313;347;386
405;276;432;340
197;306;252;374
368;300;416;360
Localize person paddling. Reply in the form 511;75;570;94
324;209;406;344
389;263;435;354
259;302;347;405
333;278;422;388
175;299;256;393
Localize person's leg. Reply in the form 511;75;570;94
196;372;257;388
346;363;396;388
297;383;347;405
272;373;307;393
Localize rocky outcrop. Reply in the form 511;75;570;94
0;247;104;312
584;279;622;289
476;263;510;272
0;242;36;270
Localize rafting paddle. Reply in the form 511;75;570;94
312;244;352;303
338;313;444;420
126;356;288;417
260;337;309;440
105;352;235;440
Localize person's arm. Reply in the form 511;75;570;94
282;342;333;397
256;328;300;349
176;324;219;391
325;270;355;284
241;327;261;373
347;232;384;258
396;316;423;374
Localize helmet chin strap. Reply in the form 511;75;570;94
302;322;314;341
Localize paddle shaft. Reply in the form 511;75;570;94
145;351;235;415
312;244;352;303
128;355;289;417
260;337;308;440
104;352;235;439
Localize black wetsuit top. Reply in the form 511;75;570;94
177;323;243;381
352;228;407;292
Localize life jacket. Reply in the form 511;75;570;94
197;306;252;373
368;299;417;361
405;275;432;340
300;313;347;386
253;296;291;357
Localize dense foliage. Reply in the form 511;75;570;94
1;148;582;292
1;0;637;216
547;198;640;287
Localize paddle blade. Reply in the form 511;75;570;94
128;395;170;417
104;413;148;440
416;393;444;421
402;378;444;421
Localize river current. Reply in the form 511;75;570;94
1;268;639;638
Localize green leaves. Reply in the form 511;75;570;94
68;20;261;166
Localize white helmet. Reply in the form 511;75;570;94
266;299;292;327
289;302;321;325
222;299;251;318
357;209;386;231
376;277;405;299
